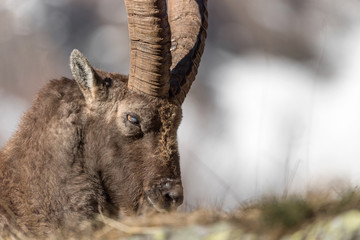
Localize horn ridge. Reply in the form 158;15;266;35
125;0;171;98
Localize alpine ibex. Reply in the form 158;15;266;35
0;0;207;235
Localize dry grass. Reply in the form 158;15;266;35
2;188;360;239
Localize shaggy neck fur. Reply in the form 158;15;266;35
0;78;104;234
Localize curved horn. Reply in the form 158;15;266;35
168;0;208;104
125;0;171;97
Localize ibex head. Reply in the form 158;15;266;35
69;0;207;215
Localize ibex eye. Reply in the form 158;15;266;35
127;114;139;125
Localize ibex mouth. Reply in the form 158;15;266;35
146;196;169;213
144;178;184;213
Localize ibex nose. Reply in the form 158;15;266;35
146;179;183;211
162;181;184;207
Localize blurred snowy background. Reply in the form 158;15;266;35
1;0;360;210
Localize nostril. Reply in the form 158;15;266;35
147;181;184;211
163;185;184;206
169;191;179;200
164;193;174;203
165;191;179;202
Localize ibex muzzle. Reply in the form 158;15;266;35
145;179;184;212
0;0;208;235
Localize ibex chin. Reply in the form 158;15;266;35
0;0;207;235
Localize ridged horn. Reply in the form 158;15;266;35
168;0;208;104
125;0;171;97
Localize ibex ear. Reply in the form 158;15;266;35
70;49;99;100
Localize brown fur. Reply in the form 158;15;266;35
0;67;183;235
0;0;208;235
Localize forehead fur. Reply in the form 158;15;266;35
118;92;182;120
110;90;182;138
